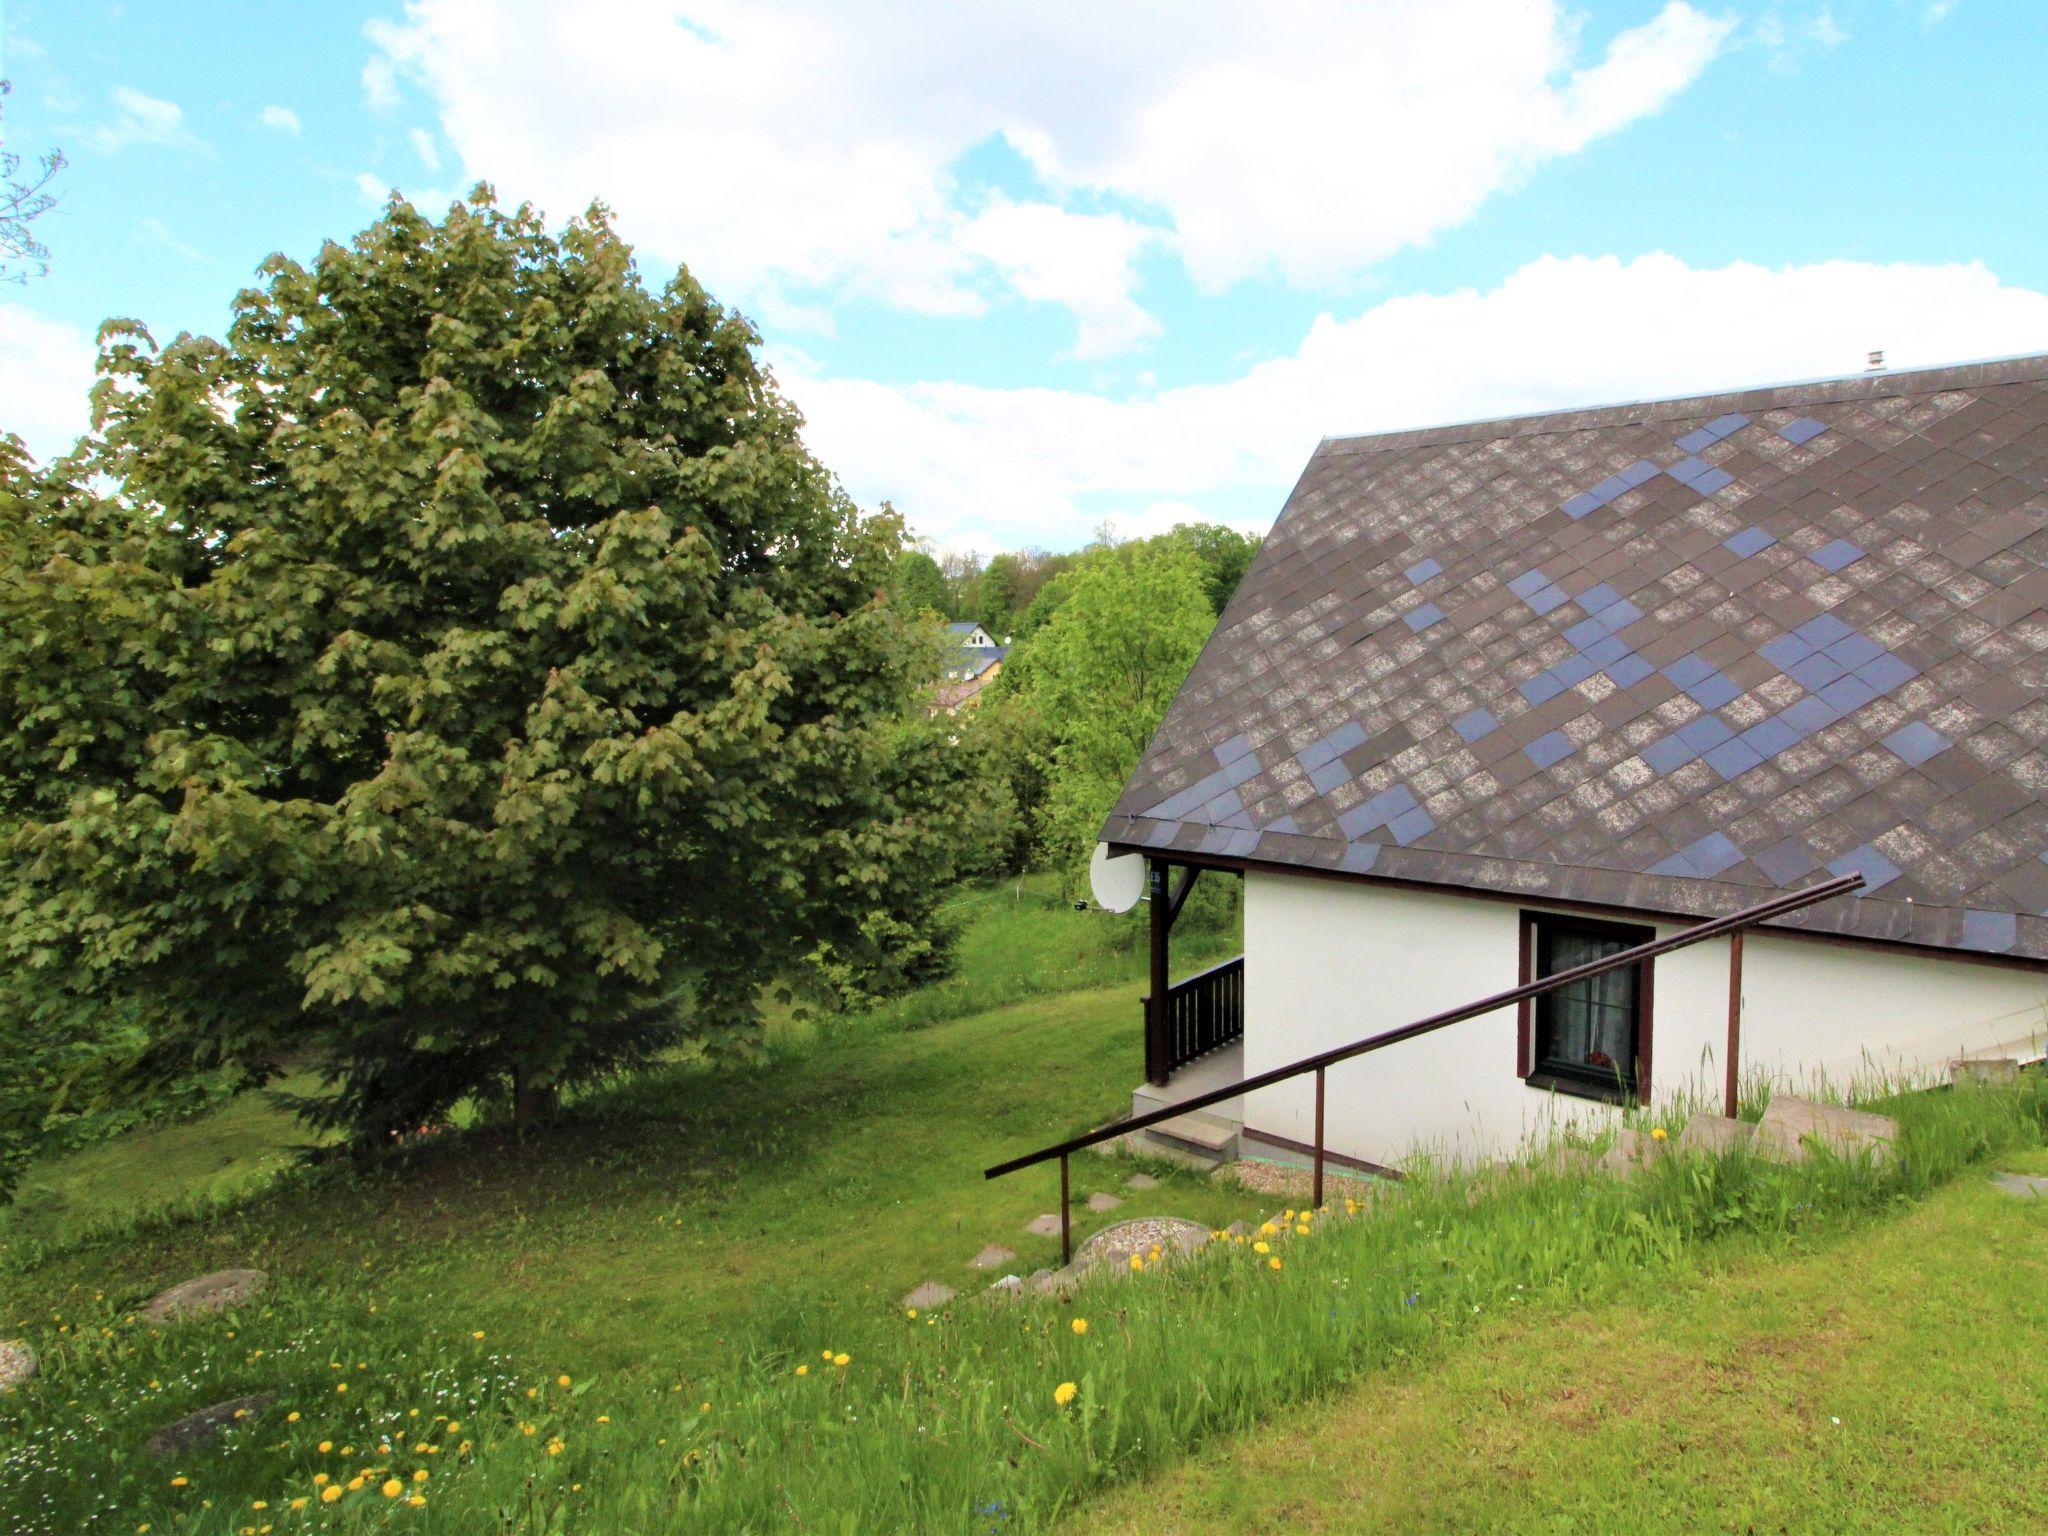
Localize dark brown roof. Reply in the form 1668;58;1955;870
1103;354;2048;962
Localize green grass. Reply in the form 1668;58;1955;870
1079;1172;2048;1534
5;875;2045;1535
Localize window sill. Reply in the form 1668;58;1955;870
1526;1071;1634;1107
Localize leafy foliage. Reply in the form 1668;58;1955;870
0;190;998;1167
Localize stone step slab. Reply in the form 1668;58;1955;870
901;1281;955;1310
1124;1172;1159;1190
1023;1213;1063;1237
1754;1095;1897;1164
1992;1172;2048;1198
967;1244;1016;1270
140;1269;267;1325
1085;1192;1123;1213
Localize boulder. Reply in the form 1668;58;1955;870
140;1269;267;1325
0;1340;35;1392
1598;1128;1662;1178
1071;1216;1210;1273
1680;1112;1757;1155
145;1393;277;1457
901;1281;956;1310
1754;1095;1897;1164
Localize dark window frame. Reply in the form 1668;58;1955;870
1516;909;1655;1105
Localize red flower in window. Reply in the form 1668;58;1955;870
1587;1050;1614;1069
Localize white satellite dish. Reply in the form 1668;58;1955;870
1089;842;1145;913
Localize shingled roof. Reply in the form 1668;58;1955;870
1103;354;2048;963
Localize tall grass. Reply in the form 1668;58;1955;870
13;1075;2040;1535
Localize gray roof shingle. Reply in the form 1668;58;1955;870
1102;354;2048;962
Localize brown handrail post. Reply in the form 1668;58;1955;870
1312;1065;1326;1210
1146;860;1171;1086
1059;1152;1071;1266
1725;929;1745;1119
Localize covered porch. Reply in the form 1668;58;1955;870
1129;857;1246;1163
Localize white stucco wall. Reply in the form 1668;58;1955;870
1242;869;2048;1170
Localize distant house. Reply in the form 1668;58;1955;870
937;622;1008;714
1102;355;2048;1173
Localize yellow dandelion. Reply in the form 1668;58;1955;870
546;1439;564;1457
1071;1317;1088;1335
822;1349;834;1360
335;1383;347;1394
471;1331;484;1340
1129;1254;1144;1273
597;1415;610;1424
525;1387;538;1399
1053;1381;1078;1407
1296;1225;1310;1236
252;1502;268;1511
906;1308;917;1319
446;1421;461;1434
286;1412;300;1423
1253;1240;1271;1254
795;1365;808;1376
412;1469;429;1483
320;1487;342;1504
700;1402;711;1413
313;1474;329;1487
1652;1126;1669;1141
289;1499;308;1511
520;1423;537;1437
381;1479;403;1499
833;1353;850;1366
408;1495;427;1508
557;1374;571;1388
170;1477;189;1489
318;1441;333;1454
1269;1256;1283;1271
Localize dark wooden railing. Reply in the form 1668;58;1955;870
1144;955;1243;1077
987;873;1864;1263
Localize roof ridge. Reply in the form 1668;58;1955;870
1319;350;2048;457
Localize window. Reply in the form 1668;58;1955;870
1517;911;1653;1104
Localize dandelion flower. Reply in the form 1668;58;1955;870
795;1365;808;1376
701;1402;711;1413
1296;1225;1310;1236
546;1439;564;1457
906;1309;917;1319
318;1442;333;1454
170;1478;189;1489
471;1331;485;1340
320;1488;342;1505
822;1349;834;1360
1071;1318;1088;1335
289;1499;308;1512
597;1415;610;1424
557;1374;571;1388
335;1383;347;1394
252;1502;268;1511
833;1353;850;1366
381;1479;403;1499
313;1475;329;1487
413;1470;429;1483
1651;1126;1669;1142
521;1424;537;1437
446;1422;461;1434
286;1412;300;1423
1053;1381;1078;1407
1129;1254;1144;1273
1253;1240;1271;1254
1269;1256;1283;1271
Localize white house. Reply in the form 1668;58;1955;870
1100;355;2048;1173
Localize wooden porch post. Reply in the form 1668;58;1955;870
1724;929;1744;1119
1146;859;1171;1086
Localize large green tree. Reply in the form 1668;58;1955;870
0;191;998;1162
1017;541;1215;882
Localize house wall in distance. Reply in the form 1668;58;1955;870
1241;868;2048;1170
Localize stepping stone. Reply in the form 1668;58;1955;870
1680;1112;1756;1155
1085;1192;1123;1213
977;1276;1024;1303
0;1340;34;1392
1223;1220;1251;1238
1755;1095;1897;1164
145;1393;277;1457
967;1244;1016;1270
1992;1172;2048;1198
1124;1173;1159;1190
1023;1213;1063;1237
901;1281;955;1310
1954;1058;2020;1086
140;1269;267;1325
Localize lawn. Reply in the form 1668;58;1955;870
1080;1172;2048;1534
5;875;2047;1535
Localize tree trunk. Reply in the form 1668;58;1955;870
512;1063;559;1123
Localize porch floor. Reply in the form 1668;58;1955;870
1132;1039;1244;1125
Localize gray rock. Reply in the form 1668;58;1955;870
1679;1112;1756;1156
1027;1267;1059;1293
967;1244;1016;1269
1071;1215;1210;1274
901;1281;955;1310
1124;1173;1159;1190
0;1340;35;1392
145;1393;277;1457
1953;1058;2021;1086
1023;1213;1064;1237
1223;1220;1252;1238
976;1276;1025;1303
1085;1192;1123;1213
1992;1172;2048;1198
140;1269;267;1325
1755;1095;1897;1164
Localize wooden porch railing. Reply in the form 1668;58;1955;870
1144;955;1243;1078
987;872;1864;1264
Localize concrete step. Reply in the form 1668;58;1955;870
1136;1109;1239;1165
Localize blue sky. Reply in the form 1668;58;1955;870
4;0;2045;551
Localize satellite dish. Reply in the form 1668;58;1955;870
1089;843;1144;913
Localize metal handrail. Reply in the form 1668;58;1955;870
986;872;1864;1261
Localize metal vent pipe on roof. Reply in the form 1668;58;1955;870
1867;349;1885;371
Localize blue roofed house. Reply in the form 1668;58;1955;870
937;622;1009;714
1098;356;2048;1174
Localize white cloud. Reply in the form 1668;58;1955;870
366;1;1733;345
779;253;2048;550
80;86;200;154
957;199;1159;359
140;217;207;263
410;127;442;171
1755;7;1849;73
0;306;99;464
257;104;301;136
362;53;402;112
